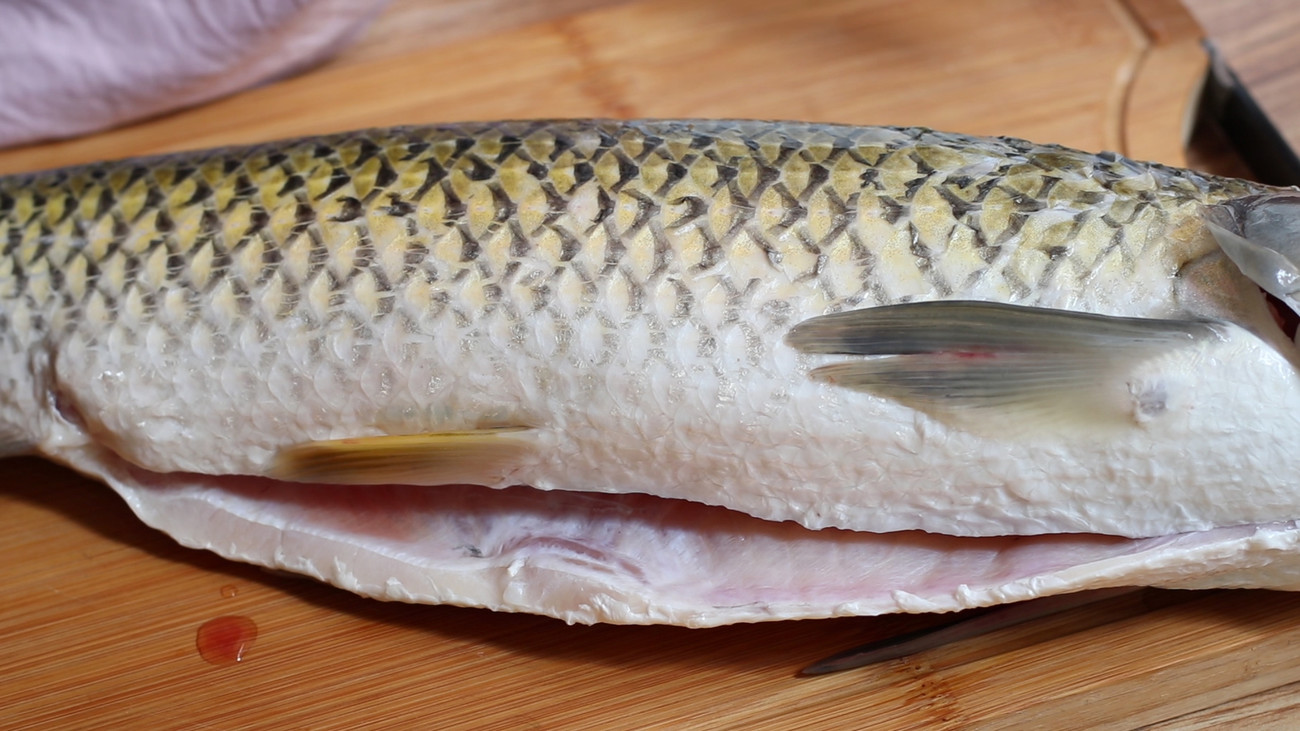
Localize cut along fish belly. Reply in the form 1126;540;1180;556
73;445;1300;627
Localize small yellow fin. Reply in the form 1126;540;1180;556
269;427;537;486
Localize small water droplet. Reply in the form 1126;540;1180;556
196;615;258;666
220;584;238;598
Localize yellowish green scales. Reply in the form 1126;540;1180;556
3;120;1300;625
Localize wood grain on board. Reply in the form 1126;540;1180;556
3;1;1298;728
1183;0;1300;159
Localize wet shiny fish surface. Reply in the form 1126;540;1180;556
1;120;1296;544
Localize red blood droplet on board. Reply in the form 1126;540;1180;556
196;615;258;666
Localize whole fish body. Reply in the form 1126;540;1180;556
5;119;1300;625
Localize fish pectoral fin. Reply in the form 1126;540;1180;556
786;301;1217;428
269;427;538;486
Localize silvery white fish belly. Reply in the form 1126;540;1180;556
2;119;1299;538
6;120;1300;626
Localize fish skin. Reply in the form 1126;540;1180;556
1;120;1298;543
95;454;1300;626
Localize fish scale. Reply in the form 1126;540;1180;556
0;119;1294;541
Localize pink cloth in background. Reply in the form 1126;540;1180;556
0;0;391;148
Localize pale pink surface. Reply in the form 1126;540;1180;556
69;443;1299;626
0;0;389;148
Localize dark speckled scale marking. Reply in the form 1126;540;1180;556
0;121;1271;419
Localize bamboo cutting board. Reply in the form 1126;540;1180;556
5;1;1300;728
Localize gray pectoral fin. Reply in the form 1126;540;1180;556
269;427;537;486
1207;193;1300;315
786;301;1217;427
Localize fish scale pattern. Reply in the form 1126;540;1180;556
0;120;1265;478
